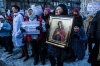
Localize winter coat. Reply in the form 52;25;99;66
26;8;46;40
83;18;93;36
70;27;87;60
72;8;83;26
28;18;46;40
48;4;68;58
12;12;24;47
42;13;51;41
88;44;100;66
0;20;12;37
24;16;29;22
6;14;13;26
48;44;63;58
88;11;100;66
22;17;46;41
73;16;83;26
89;11;100;42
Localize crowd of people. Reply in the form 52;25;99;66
0;3;100;66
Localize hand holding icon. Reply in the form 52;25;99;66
57;32;60;35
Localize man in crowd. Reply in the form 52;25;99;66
12;5;24;47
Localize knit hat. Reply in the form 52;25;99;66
74;22;81;28
87;14;94;17
72;8;79;13
0;15;4;19
53;4;68;15
44;8;50;13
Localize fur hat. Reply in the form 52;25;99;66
74;22;81;28
53;4;68;15
87;14;94;17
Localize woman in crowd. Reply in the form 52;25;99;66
41;7;51;64
20;5;46;65
70;23;87;61
0;15;13;54
72;8;83;26
83;14;94;53
88;10;100;66
47;4;68;66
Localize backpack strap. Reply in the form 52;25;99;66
20;13;24;18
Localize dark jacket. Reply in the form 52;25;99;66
48;4;68;58
89;11;100;42
88;11;100;66
0;20;12;37
42;13;50;24
70;27;87;60
73;16;83;26
48;44;62;58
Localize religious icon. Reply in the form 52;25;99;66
46;16;73;48
52;21;66;42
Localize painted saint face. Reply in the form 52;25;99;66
59;23;62;27
55;6;63;15
58;21;63;28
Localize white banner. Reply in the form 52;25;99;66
22;21;40;34
87;2;100;14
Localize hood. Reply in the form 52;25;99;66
27;8;37;21
27;5;43;21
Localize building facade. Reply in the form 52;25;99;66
0;0;6;16
66;0;81;14
1;0;81;15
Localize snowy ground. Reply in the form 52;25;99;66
0;47;91;66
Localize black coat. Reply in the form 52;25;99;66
88;44;100;66
89;11;100;42
73;16;83;26
88;11;100;66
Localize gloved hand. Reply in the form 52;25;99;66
45;24;50;29
20;27;25;33
73;33;80;40
36;26;43;31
